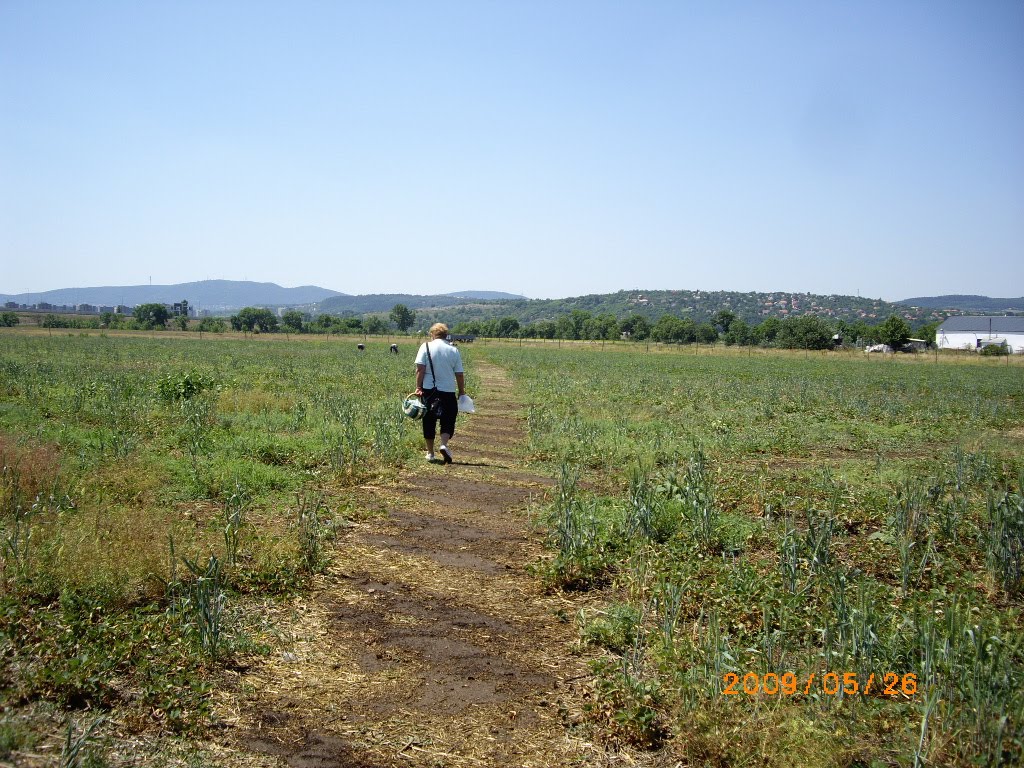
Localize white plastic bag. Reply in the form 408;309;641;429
458;394;476;413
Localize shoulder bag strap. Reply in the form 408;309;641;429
424;340;437;388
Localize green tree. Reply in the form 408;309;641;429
877;314;912;350
390;304;416;332
313;314;339;334
99;311;125;328
365;316;388;335
586;313;620;340
134;303;170;329
696;322;719;344
495;316;520;338
652;314;682;342
556;309;591;340
619;314;651;340
523;319;556;339
173;314;189;331
41;313;65;329
714;309;736;334
753;317;782;345
652;314;696;343
724;318;753;346
0;311;19;327
915;320;940;346
281;310;305;335
232;307;278;333
314;313;360;335
832;318;875;345
197;317;226;333
776;316;833;350
454;320;483;335
677;317;697;343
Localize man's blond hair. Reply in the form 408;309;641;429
429;323;449;339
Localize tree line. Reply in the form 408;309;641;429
5;302;934;351
230;303;419;335
452;309;932;350
6;303;417;336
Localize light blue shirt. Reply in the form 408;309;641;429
415;339;464;392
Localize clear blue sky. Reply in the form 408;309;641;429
2;1;1022;301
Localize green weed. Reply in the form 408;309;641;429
537;462;615;589
580;603;642;653
157;370;216;403
984;474;1024;596
59;716;105;768
178;555;226;660
658;449;721;552
296;491;330;574
221;482;249;567
0;718;36;759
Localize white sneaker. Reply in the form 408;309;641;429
439;445;453;464
425;452;436;462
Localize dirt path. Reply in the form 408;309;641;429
214;361;623;767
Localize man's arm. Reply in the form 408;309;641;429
456;372;465;396
415;363;426;395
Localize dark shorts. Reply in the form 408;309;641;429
421;389;458;440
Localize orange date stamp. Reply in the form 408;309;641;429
723;671;917;697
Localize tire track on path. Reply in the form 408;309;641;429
214;360;624;767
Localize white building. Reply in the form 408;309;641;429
936;316;1024;353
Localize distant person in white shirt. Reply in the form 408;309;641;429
415;323;467;464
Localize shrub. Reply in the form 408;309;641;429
157;370;216;403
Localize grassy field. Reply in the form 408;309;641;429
0;331;446;758
481;342;1024;766
1;330;1022;766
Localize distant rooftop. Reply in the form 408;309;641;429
937;316;1024;333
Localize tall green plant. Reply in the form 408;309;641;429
179;555;226;660
59;716;105;768
180;394;215;488
222;483;249;567
658;449;720;552
542;462;609;588
984;476;1024;596
296;492;329;573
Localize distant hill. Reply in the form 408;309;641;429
446;291;525;300
0;280;344;310
900;295;1024;313
450;289;948;326
319;293;510;314
319;292;523;314
324;289;951;331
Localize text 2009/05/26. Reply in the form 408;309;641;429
723;672;918;697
